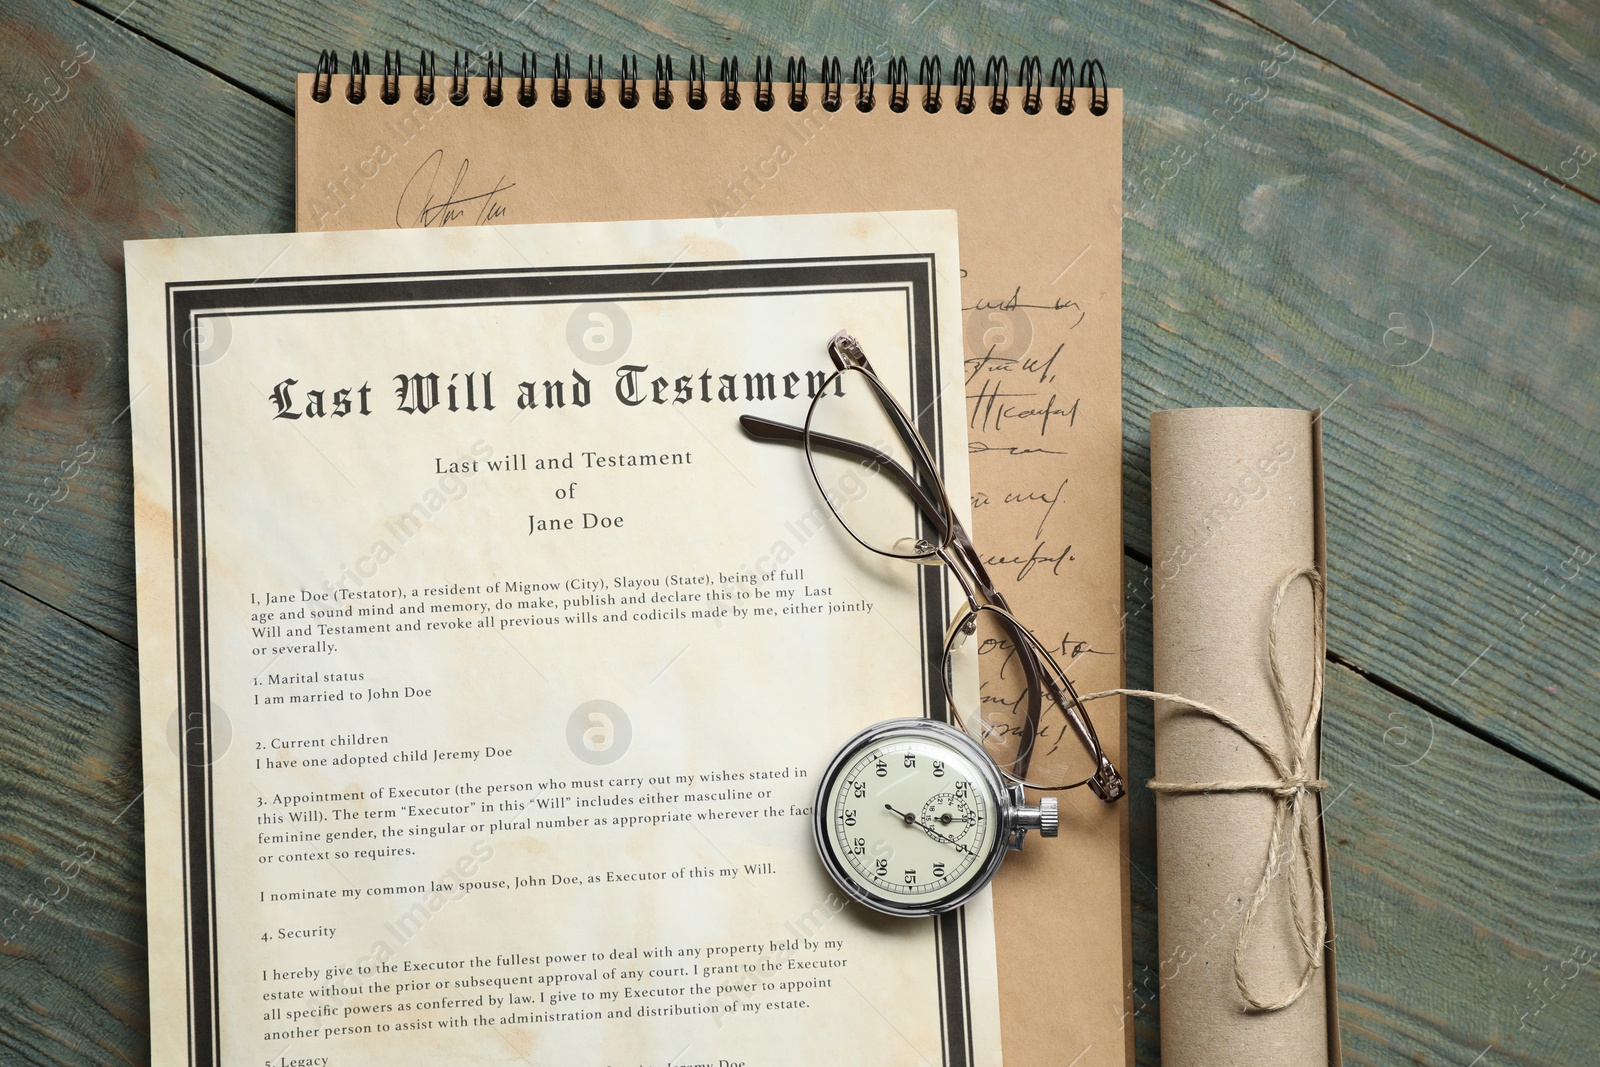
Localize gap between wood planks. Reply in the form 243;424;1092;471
76;0;295;117
1122;544;1600;802
1205;0;1600;212
0;575;134;651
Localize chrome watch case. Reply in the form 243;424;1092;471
812;717;1059;918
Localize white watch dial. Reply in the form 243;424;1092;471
821;732;999;905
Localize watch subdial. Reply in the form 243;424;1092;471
919;792;978;844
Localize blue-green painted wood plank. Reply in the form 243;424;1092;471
0;579;146;1066
0;0;294;645
1222;0;1600;203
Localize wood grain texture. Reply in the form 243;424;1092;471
1107;0;1600;791
0;0;1597;1064
0;0;293;646
0;581;146;1065
1219;0;1600;203
93;0;1600;792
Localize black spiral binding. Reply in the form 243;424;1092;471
918;56;941;112
312;49;335;102
347;51;369;103
484;52;504;106
984;55;1008;114
820;56;842;112
686;56;707;110
1019;56;1042;115
1049;59;1075;114
652;55;672;108
518;53;538;107
1080;58;1109;115
952;56;976;114
619;55;639;109
753;56;774;111
381;49;401;104
551;53;571;107
449;52;471;106
416;50;436;105
307;50;1112;117
853;57;875;112
786;57;807;110
886;56;908;112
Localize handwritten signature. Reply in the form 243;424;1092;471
974;477;1074;541
396;149;516;228
964;286;1085;329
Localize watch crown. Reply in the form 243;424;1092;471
1006;793;1060;851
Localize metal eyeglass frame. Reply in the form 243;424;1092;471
739;331;1125;802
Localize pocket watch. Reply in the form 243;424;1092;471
813;718;1058;918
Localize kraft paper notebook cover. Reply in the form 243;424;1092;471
295;54;1130;1065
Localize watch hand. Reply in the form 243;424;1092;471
886;804;975;857
883;803;918;826
916;821;976;857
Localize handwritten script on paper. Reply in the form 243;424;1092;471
396;150;516;228
963;284;1110;666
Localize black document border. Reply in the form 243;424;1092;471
163;253;972;1067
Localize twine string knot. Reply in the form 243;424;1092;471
1079;565;1327;1012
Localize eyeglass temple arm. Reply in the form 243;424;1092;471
738;415;952;544
741;418;1124;801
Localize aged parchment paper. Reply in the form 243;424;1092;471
127;212;1000;1066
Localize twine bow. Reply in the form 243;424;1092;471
1080;565;1327;1012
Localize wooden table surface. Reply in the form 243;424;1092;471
1;1;1596;1063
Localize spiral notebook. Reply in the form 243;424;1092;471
295;53;1129;1066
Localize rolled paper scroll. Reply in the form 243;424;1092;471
1149;407;1335;1066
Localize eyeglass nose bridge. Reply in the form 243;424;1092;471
904;541;989;622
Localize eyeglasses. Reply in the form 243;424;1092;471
740;331;1125;801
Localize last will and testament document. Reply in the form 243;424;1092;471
127;211;1002;1066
